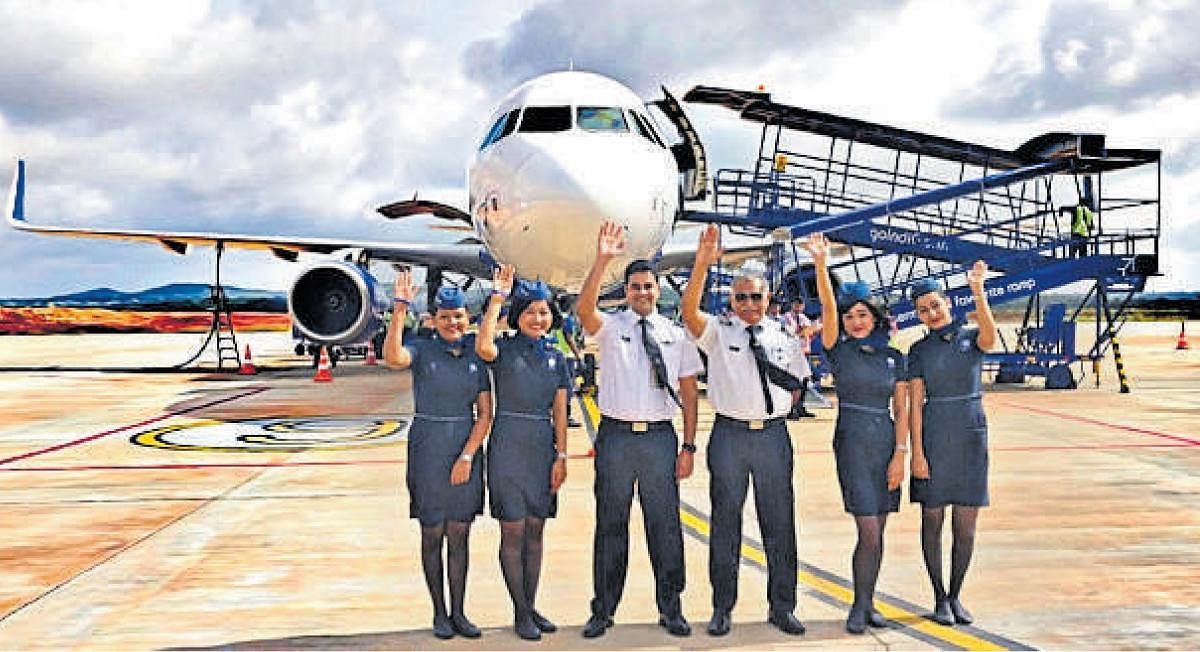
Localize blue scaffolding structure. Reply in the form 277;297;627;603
678;86;1161;389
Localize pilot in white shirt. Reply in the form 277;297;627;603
681;224;808;638
576;221;701;639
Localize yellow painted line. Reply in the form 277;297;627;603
678;509;1007;651
580;393;601;430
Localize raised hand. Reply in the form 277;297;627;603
492;263;515;296
597;220;627;259
802;232;829;263
967;259;988;291
393;268;418;304
696;224;723;265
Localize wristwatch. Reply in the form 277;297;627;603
556;450;569;460
894;443;909;453
680;442;697;454
458;452;474;462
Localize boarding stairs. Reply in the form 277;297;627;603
680;86;1161;388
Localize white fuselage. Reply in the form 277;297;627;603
467;71;679;291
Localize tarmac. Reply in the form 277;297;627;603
0;321;1196;650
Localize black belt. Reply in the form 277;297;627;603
600;416;673;433
714;414;787;431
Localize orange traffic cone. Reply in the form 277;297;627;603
1176;322;1190;350
365;340;378;366
239;344;257;375
313;346;334;382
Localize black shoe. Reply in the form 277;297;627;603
845;606;867;635
450;613;481;638
706;609;731;636
581;613;612;638
432;614;455;639
530;609;557;633
868;609;888;628
568;418;582;427
658;613;691;636
768;610;806;635
515;613;542;641
931;600;955;626
949;598;973;625
797;408;816;418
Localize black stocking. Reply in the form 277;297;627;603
948;506;979;600
445;521;471;618
420;523;448;619
499;520;530;616
522;516;546;610
921;506;948;602
851;514;888;611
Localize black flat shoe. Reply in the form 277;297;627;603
706;609;731;636
932;600;955;626
432;614;455;639
530;609;557;633
768;610;806;635
581;613;612;638
658;613;691;636
515;614;542;641
451;614;481;638
868;609;888;628
845;607;867;635
949;598;973;625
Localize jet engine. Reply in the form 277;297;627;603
288;261;389;345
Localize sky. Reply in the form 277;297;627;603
0;0;1197;298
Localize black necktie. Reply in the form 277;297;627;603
639;318;681;408
746;324;803;415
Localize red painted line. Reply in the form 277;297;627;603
0;458;405;473
991;399;1200;447
0;386;270;467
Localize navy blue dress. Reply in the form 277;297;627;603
487;333;571;520
909;321;990;507
827;332;908;516
405;334;489;526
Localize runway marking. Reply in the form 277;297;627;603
0;387;269;467
678;501;1033;651
991;399;1200;447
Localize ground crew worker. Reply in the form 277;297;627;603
807;232;910;635
576;221;701;639
383;276;491;640
907;262;997;627
1063;202;1095;258
681;224;808;637
477;267;571;641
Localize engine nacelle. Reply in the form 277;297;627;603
288;261;388;345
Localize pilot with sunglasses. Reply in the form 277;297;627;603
575;221;703;639
681;225;809;637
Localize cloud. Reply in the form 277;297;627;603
460;0;903;97
950;0;1200;118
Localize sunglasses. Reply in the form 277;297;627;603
733;292;765;303
628;282;656;291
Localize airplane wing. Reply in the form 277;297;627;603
5;161;493;277
656;238;776;271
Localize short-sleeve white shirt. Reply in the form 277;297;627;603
593;309;704;422
691;313;809;420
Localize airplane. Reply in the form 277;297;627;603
5;70;737;351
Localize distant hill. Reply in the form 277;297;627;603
0;283;287;312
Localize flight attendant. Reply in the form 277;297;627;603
681;225;808;637
907;261;997;626
576;221;702;639
383;272;490;640
477;265;571;641
807;233;910;635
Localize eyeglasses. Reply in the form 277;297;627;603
628;282;656;291
733;292;764;302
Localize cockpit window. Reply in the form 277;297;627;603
629;110;665;148
577;107;628;131
480;110;520;150
519;106;571;133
